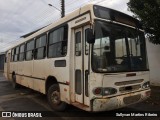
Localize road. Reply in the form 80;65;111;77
0;72;160;120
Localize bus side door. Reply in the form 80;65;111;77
74;25;90;106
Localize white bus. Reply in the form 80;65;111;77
4;4;150;112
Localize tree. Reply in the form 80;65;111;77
127;0;160;44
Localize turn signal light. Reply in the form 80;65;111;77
93;87;102;95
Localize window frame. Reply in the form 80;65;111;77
85;28;90;55
75;31;81;56
47;25;68;58
11;48;15;62
34;34;47;60
25;39;35;61
14;46;20;62
11;46;19;62
19;43;25;61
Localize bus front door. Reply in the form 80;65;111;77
74;26;90;106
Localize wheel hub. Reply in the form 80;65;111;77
51;91;60;105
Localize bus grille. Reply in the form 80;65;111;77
123;94;141;105
119;85;141;93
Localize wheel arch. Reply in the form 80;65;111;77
12;71;15;76
45;76;58;94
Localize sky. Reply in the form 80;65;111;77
0;0;131;53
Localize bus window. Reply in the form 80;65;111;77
19;44;25;61
26;39;35;60
35;35;46;59
14;46;19;62
75;32;81;56
11;49;15;61
48;26;68;58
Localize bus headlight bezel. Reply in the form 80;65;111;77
103;87;117;96
142;81;150;89
93;87;117;96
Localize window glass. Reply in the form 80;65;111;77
26;39;34;60
48;42;66;58
48;26;68;58
16;47;19;54
75;32;81;56
19;53;24;61
11;49;14;61
19;44;25;61
36;48;45;59
36;35;46;48
93;20;148;72
48;44;55;58
93;5;141;28
27;40;34;51
26;51;33;60
49;27;64;44
11;49;14;55
20;44;25;53
85;29;89;55
14;54;18;62
35;35;46;59
75;70;81;95
11;46;19;62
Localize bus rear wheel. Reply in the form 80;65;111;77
47;84;67;111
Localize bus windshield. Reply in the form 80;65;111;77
92;20;148;73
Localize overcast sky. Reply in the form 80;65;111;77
0;0;131;53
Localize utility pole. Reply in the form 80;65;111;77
61;0;65;18
48;0;65;18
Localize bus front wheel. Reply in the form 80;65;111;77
47;84;67;111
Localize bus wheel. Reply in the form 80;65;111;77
12;75;18;89
47;84;67;111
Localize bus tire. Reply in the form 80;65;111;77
12;75;18;89
47;84;67;111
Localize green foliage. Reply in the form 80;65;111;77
128;0;160;44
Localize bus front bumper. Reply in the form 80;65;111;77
92;89;151;112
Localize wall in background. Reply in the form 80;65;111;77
146;40;160;86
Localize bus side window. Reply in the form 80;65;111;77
48;25;68;58
11;49;14;62
19;44;25;61
14;46;19;62
11;47;19;62
26;39;35;61
35;35;46;59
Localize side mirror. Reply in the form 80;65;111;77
86;29;95;44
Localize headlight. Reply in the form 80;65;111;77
103;87;117;96
142;81;150;89
93;87;117;96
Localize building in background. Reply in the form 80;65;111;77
0;52;5;71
